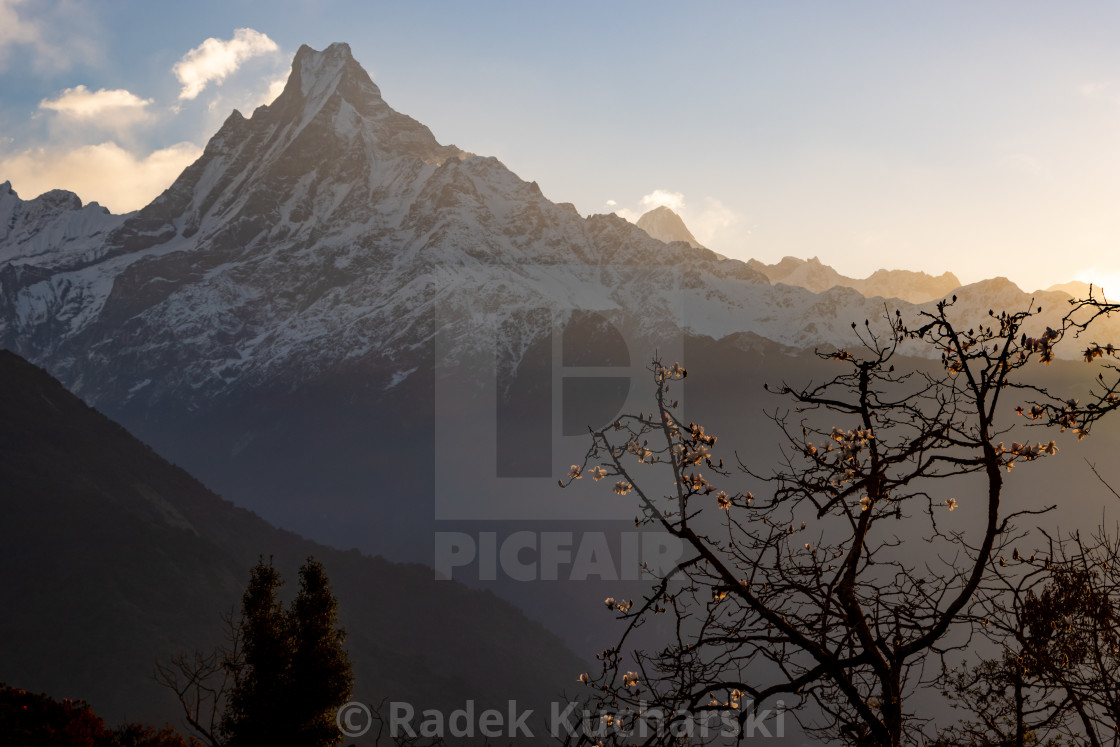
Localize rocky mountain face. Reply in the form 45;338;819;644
0;44;893;555
0;184;124;267
3;43;999;416
635;205;701;248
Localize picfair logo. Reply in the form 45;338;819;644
432;266;685;523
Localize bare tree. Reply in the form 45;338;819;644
933;556;1072;747
561;299;1120;746
933;654;1068;747
930;290;1120;747
154;609;241;747
942;522;1120;747
365;698;447;747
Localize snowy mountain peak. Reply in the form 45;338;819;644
25;188;82;213
261;41;459;165
0;182;121;266
8;38;1118;424
124;41;466;250
289;41;381;104
635;205;702;248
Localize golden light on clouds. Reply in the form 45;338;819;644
638;189;685;213
39;85;154;138
614;189;742;249
257;77;287;108
0;141;202;213
0;25;286;215
39;86;152;119
173;28;279;101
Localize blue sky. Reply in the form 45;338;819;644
1;1;1118;293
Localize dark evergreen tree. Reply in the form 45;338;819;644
289;559;354;747
220;559;291;746
216;557;352;747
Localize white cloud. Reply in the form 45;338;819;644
615;189;690;223
0;141;203;213
253;75;288;109
0;0;39;51
40;85;152;121
614;189;743;248
605;199;617;207
0;0;100;71
614;206;641;223
639;189;686;213
689;197;741;246
174;28;279;101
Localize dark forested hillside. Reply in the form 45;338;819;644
0;350;585;733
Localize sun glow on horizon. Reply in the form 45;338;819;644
1072;269;1120;302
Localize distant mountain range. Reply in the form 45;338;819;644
745;255;960;304
631;207;1103;306
2;42;1107;400
3;44;1103;414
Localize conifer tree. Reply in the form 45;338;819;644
220;559;290;746
288;558;354;747
161;557;354;746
